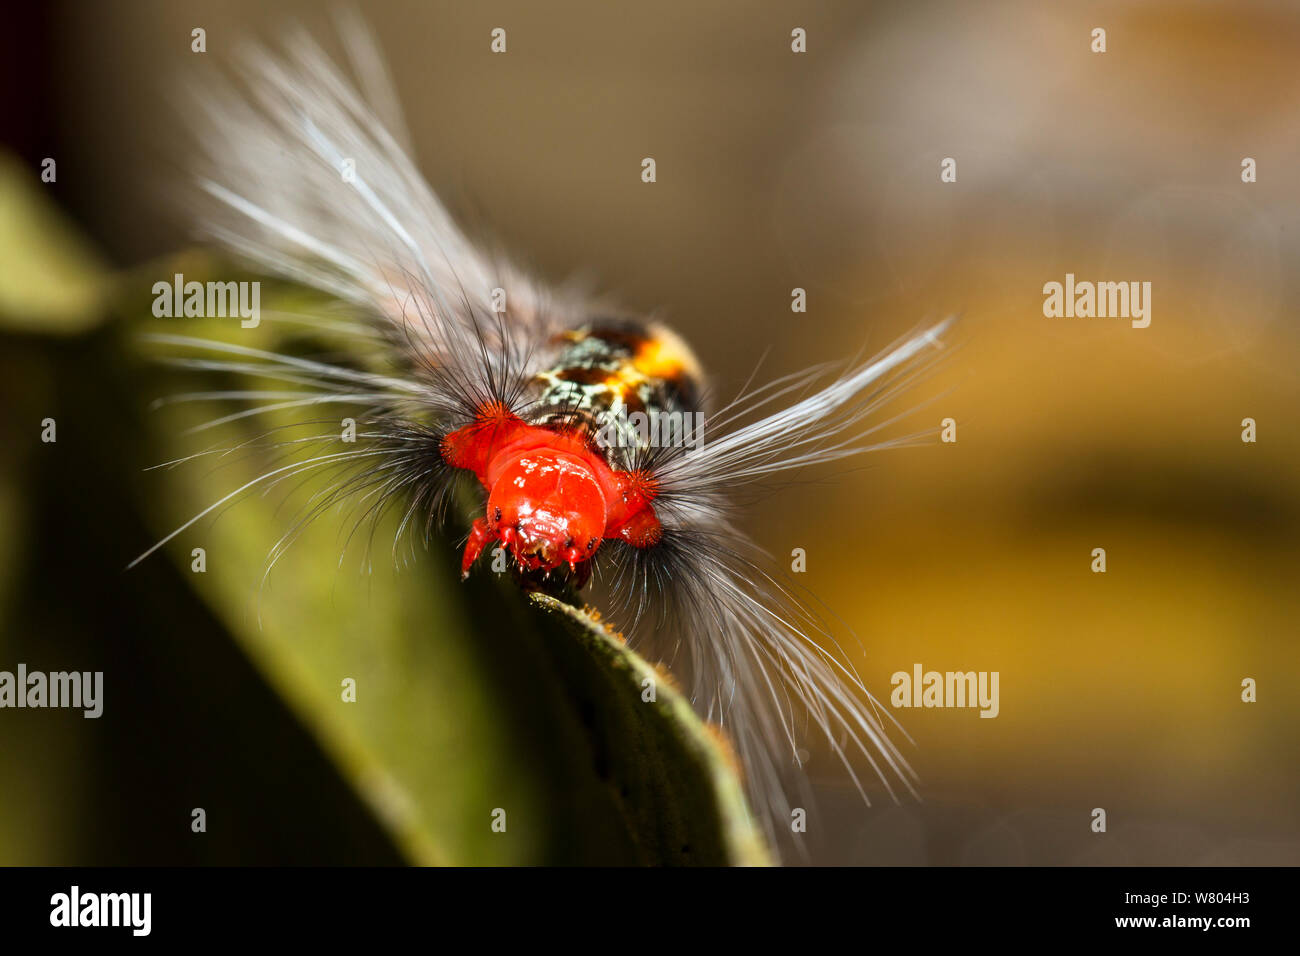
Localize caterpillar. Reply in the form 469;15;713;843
135;24;953;857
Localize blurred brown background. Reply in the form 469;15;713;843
3;0;1298;864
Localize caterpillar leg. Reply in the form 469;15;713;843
461;518;497;580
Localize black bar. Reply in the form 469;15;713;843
1;866;1279;941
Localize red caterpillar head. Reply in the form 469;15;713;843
442;405;662;584
487;451;606;569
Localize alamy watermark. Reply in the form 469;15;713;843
1043;273;1151;328
0;664;102;718
50;886;150;936
594;409;706;453
152;273;261;328
890;663;999;718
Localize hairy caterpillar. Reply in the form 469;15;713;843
135;24;952;857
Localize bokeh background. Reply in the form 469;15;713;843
2;0;1297;864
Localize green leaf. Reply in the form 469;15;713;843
527;593;771;865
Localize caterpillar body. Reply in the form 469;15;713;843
140;26;952;858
